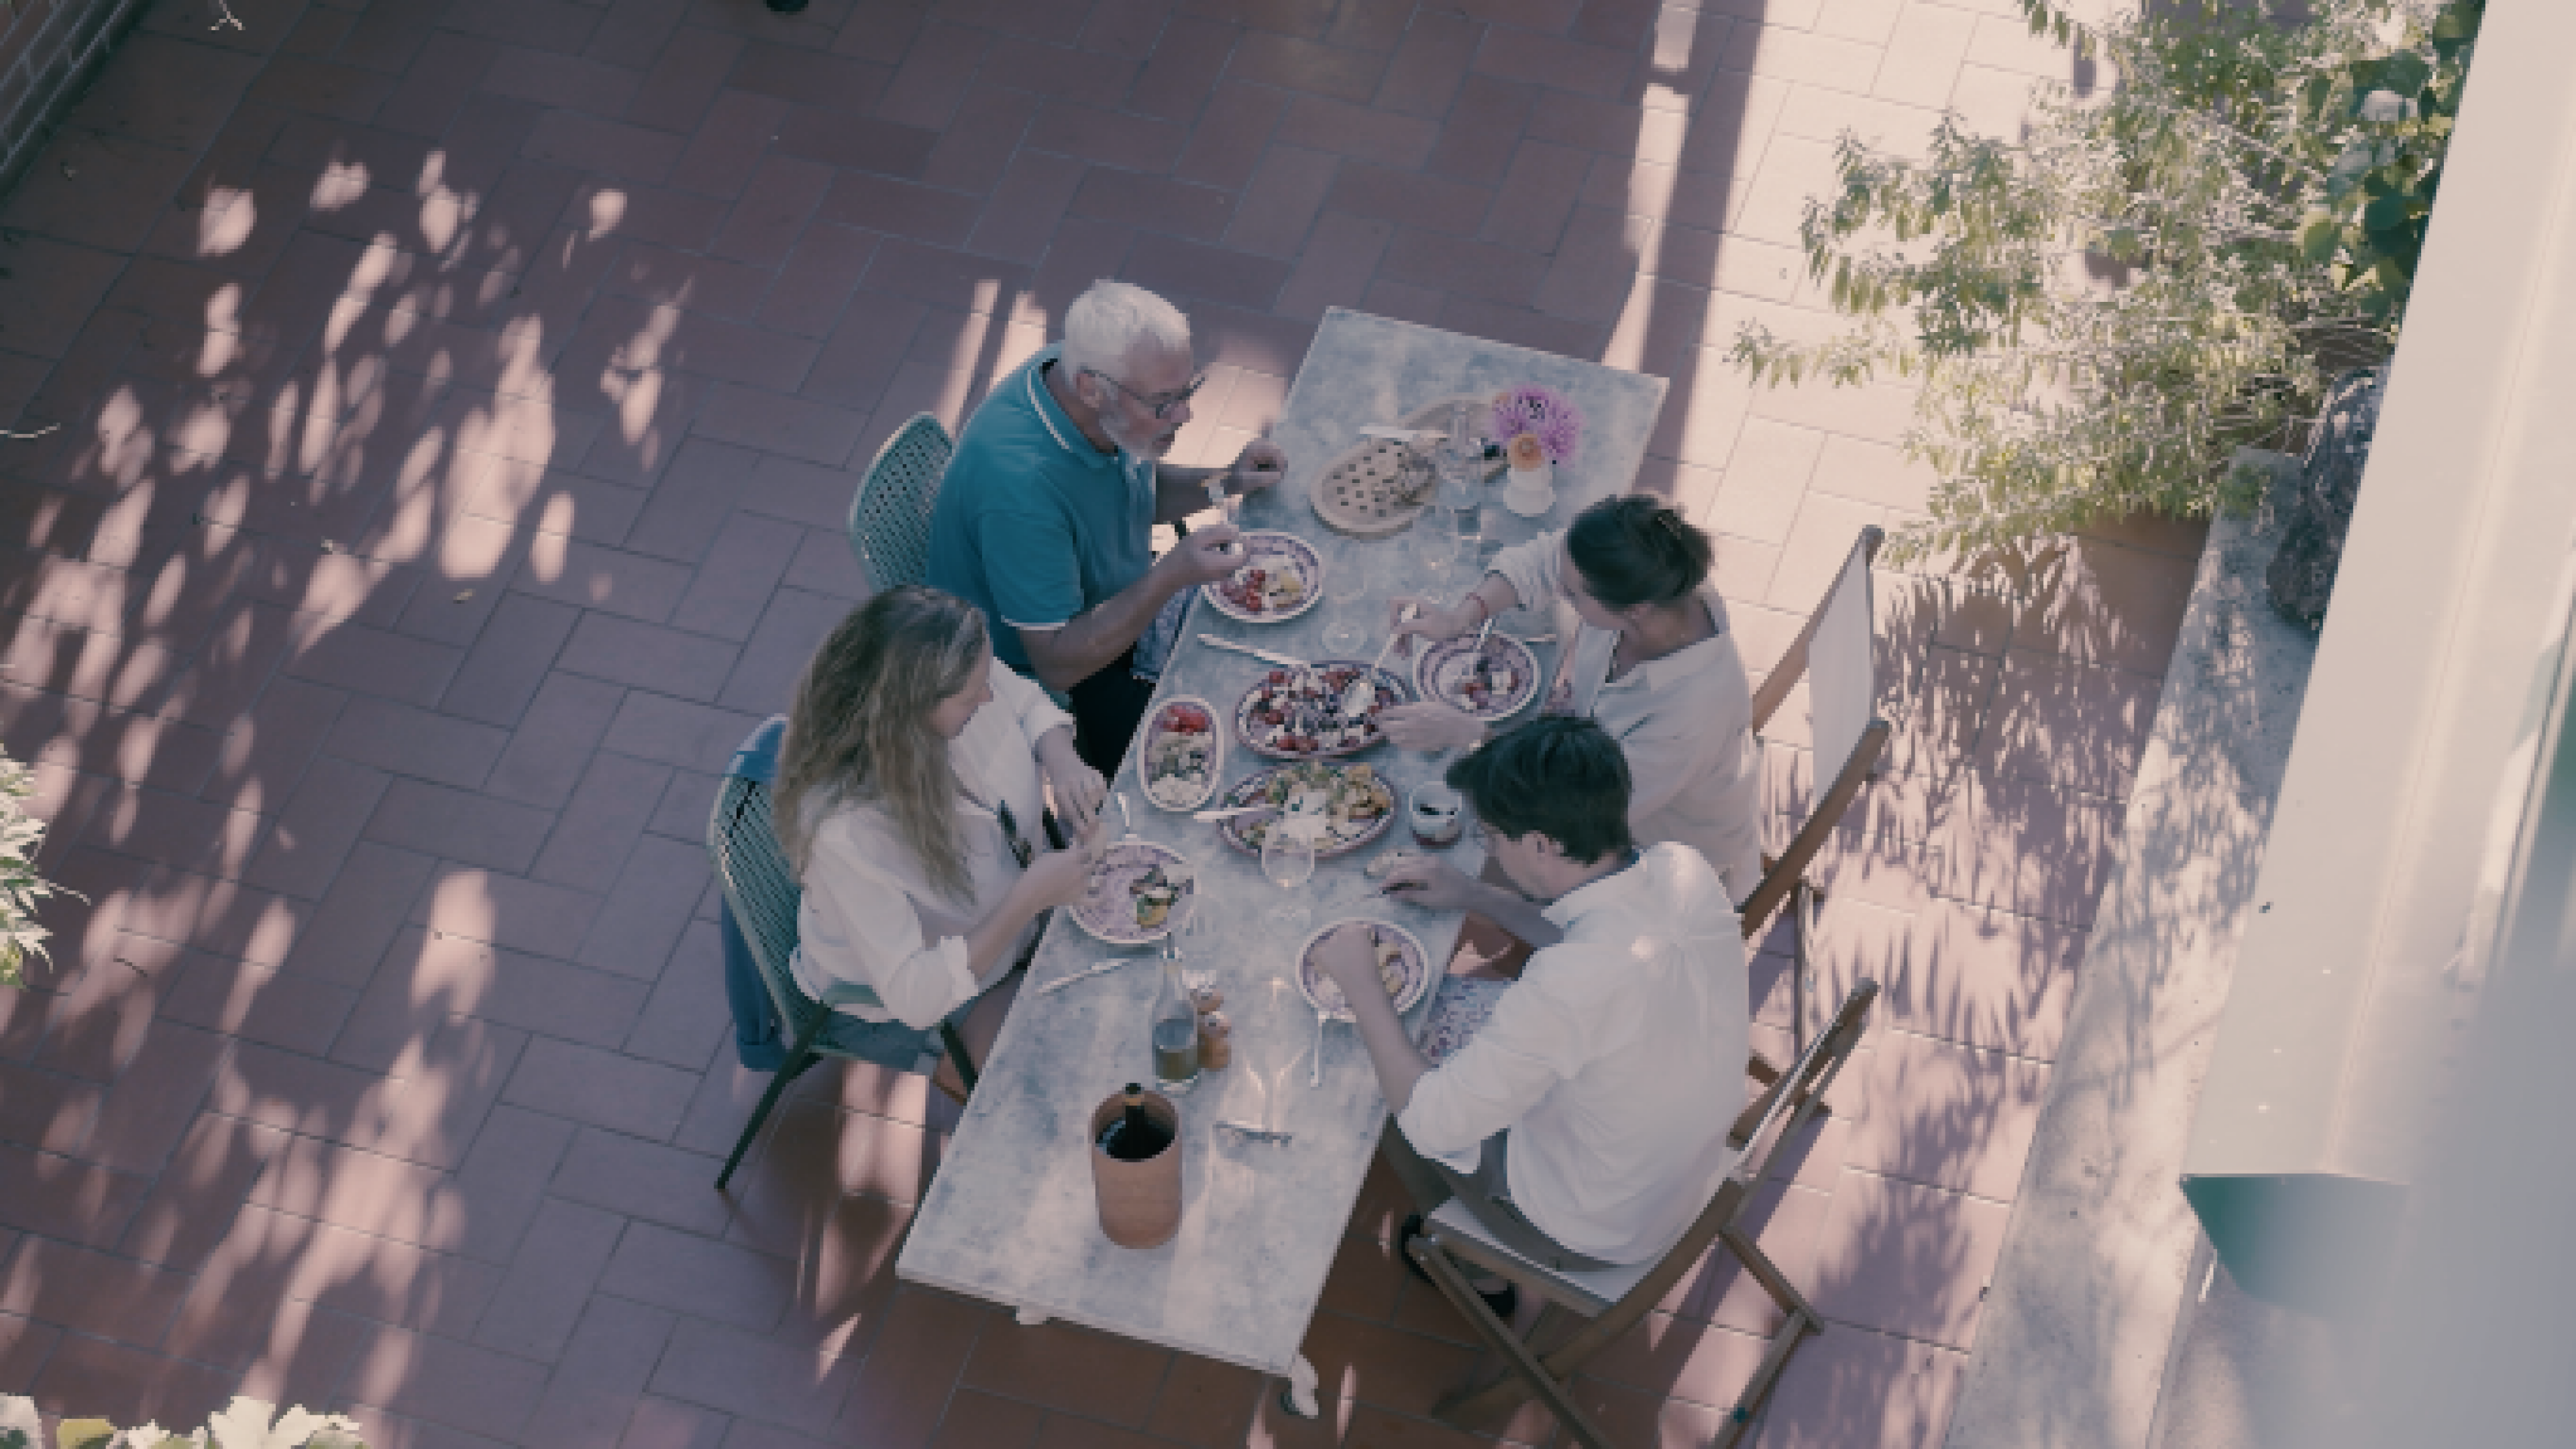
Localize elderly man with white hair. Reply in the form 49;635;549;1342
925;281;1285;772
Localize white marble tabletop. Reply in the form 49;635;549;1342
895;309;1669;1379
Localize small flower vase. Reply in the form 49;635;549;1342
1503;459;1556;518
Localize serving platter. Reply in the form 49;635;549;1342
1234;660;1409;759
1136;696;1223;811
1214;761;1397;859
1309;394;1509;539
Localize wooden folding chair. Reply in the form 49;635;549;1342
1408;980;1879;1448
1743;527;1890;1057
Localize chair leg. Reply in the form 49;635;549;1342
937;1020;979;1096
1713;1308;1820;1449
717;1045;812;1191
1791;878;1815;1059
1411;1238;1619;1449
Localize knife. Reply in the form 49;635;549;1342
1197;634;1309;669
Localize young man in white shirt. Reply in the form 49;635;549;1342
1311;716;1750;1332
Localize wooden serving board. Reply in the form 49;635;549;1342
1307;394;1507;539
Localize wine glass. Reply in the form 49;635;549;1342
1320;556;1371;654
1261;819;1316;934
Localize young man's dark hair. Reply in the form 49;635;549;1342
1445;716;1637;865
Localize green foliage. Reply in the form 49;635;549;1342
0;1397;368;1449
1733;0;2481;562
0;746;78;991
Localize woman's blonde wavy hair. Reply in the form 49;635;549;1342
773;588;990;904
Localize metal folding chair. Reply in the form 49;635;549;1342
1409;980;1880;1448
847;412;953;592
706;716;977;1190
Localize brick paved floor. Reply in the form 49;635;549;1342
0;0;2198;1443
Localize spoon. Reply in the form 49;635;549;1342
1309;1002;1329;1088
1113;791;1141;844
1344;603;1419;717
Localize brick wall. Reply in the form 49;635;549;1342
0;0;148;195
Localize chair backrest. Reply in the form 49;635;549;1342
1506;980;1878;1348
708;756;824;1039
1739;527;1893;938
1750;526;1883;741
848;412;954;592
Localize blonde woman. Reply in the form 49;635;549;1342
774;587;1106;1099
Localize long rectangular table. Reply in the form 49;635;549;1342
896;308;1668;1407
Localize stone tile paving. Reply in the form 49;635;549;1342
0;0;2197;1442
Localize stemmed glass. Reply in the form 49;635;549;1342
1260;818;1316;934
1320;553;1373;653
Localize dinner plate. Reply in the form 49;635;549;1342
1067;839;1194;947
1135;696;1224;812
1233;659;1411;759
1214;761;1397;859
1200;531;1325;624
1295;919;1433;1021
1412;632;1542;721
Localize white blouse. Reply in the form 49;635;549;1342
1487;533;1765;903
790;663;1073;1030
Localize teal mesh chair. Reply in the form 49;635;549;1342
708;716;977;1191
848;413;954;591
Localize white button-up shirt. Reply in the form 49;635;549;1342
1488;533;1764;902
790;663;1073;1030
1395;843;1751;1264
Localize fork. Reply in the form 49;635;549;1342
1343;604;1418;717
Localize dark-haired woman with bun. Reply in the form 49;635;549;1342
1381;494;1761;908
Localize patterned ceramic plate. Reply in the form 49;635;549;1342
1067;840;1194;947
1136;696;1224;812
1296;919;1433;1021
1412;632;1542;720
1234;660;1410;759
1215;761;1397;859
1201;531;1325;624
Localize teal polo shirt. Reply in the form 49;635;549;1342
925;344;1158;675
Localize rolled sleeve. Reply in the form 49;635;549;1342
1395;981;1577;1171
977;507;1084;633
796;821;981;1030
994;661;1073;751
1487;530;1568;614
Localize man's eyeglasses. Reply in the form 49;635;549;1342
1086;368;1207;421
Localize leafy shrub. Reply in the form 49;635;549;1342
1732;0;2481;562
